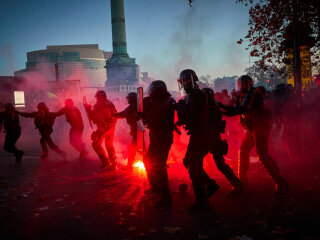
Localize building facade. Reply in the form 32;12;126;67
15;44;112;88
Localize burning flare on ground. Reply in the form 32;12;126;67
133;160;146;172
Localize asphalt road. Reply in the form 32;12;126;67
0;151;319;240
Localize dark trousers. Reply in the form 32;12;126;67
210;132;241;188
92;127;116;165
239;126;287;186
185;131;215;204
144;132;173;200
4;130;21;157
127;135;137;167
69;126;87;154
40;132;64;156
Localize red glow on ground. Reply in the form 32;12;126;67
133;160;145;172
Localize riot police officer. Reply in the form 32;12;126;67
84;90;117;169
55;99;88;159
0;103;24;161
115;92;138;171
219;75;289;196
142;81;175;208
202;88;243;196
16;102;67;160
176;69;219;211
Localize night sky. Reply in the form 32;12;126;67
0;0;251;90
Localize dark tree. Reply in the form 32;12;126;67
236;0;319;73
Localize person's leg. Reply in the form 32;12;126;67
254;128;288;192
40;134;49;159
238;131;255;188
211;134;242;190
187;133;214;209
104;127;117;168
46;135;67;160
92;130;109;168
70;127;88;158
153;134;173;207
127;136;137;169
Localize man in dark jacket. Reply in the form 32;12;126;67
84;90;117;169
176;69;219;211
202;88;243;196
219;75;289;196
55;99;88;159
142;81;175;208
0;103;24;161
16;102;67;160
115;92;138;171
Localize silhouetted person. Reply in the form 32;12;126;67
55;99;88;159
142;81;175;208
202;88;243;196
16;102;67;160
84;90;117;169
0;103;24;161
219;75;289;196
115;92;138;171
176;69;219;211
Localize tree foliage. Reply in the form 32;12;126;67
236;0;320;72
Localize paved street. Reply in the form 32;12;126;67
0;151;319;240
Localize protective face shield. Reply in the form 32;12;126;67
178;69;198;91
237;75;253;92
64;99;74;108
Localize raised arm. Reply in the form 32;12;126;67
115;108;127;119
52;108;66;117
219;93;253;116
15;110;37;118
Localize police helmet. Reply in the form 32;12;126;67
64;98;74;107
148;80;169;98
126;92;137;99
178;69;198;91
95;90;107;99
37;102;49;111
237;75;253;91
126;92;137;104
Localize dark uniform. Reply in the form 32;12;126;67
56;99;88;159
115;92;138;170
143;81;175;208
0;104;24;161
177;69;219;211
202;88;243;195
85;90;117;169
220;75;288;195
17;102;67;160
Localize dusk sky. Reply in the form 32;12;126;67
0;0;251;90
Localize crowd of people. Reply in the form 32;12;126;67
1;68;319;212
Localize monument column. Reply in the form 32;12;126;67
111;0;128;56
106;0;139;90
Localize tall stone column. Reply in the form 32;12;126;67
106;0;139;90
110;0;128;56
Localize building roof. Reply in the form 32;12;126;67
27;44;112;61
